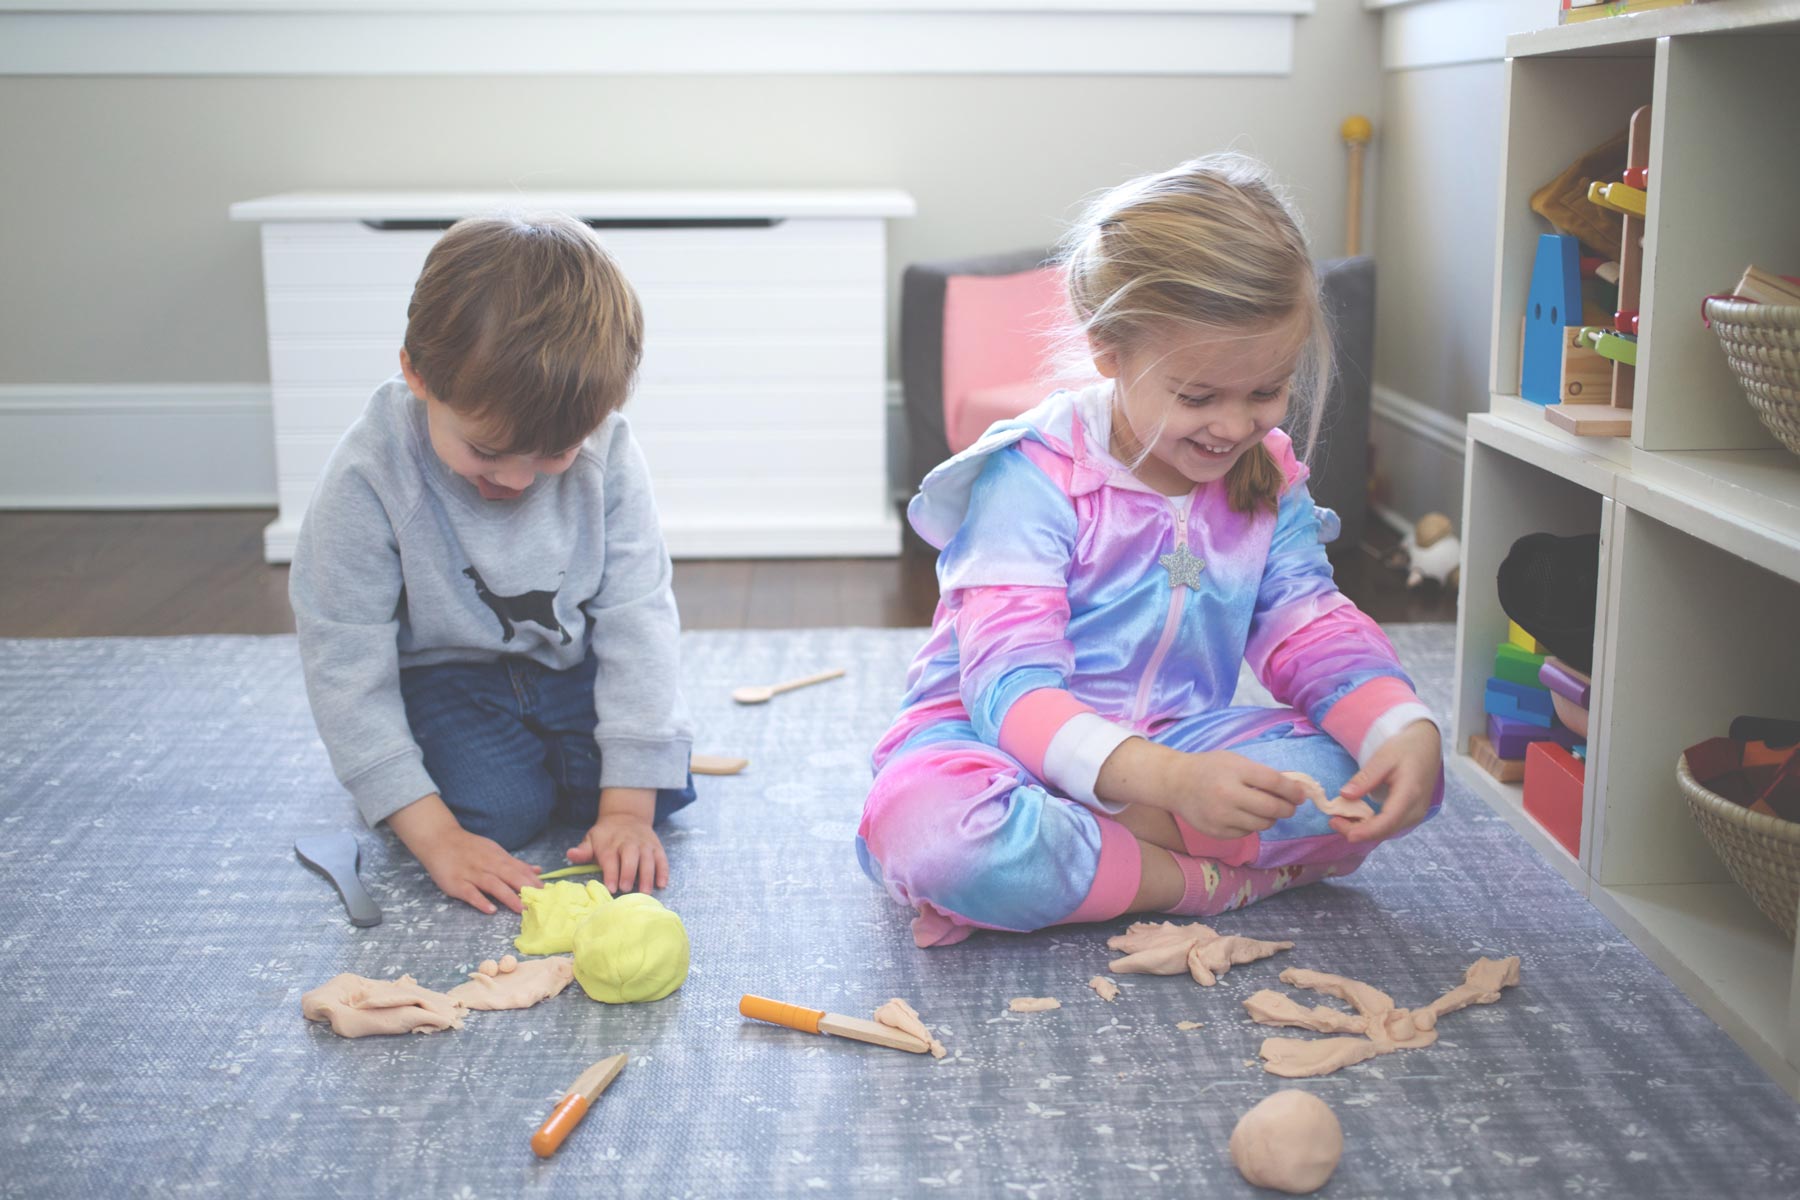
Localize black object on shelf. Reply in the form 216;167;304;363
1497;531;1602;673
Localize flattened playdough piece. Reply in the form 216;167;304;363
1230;1089;1344;1194
1259;1035;1387;1079
1106;921;1293;985
302;974;464;1038
1422;956;1521;1019
1088;976;1120;1002
1281;770;1375;823
873;998;946;1058
572;892;690;1004
1242;990;1366;1035
446;956;575;1011
1009;997;1061;1013
1176;1020;1204;1031
516;880;611;955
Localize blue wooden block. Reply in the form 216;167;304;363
1521;234;1583;405
1487;676;1556;716
1487;688;1556;728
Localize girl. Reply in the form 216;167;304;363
858;155;1443;948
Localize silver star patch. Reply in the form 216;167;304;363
1159;543;1206;589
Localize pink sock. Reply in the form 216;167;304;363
1168;853;1361;917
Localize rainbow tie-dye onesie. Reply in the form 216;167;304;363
858;386;1441;948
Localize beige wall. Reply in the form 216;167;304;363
0;3;1381;387
1372;59;1504;421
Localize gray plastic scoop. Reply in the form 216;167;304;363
295;831;383;927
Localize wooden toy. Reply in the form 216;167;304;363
1522;234;1584;405
1486;677;1556;726
1341;115;1373;257
692;754;749;776
1550;691;1590;739
1469;734;1526;784
531;1053;627;1158
1583;327;1638;366
1615;311;1639;335
1545;404;1633;437
1523;742;1584;857
1494;641;1548;688
1529;130;1627;259
1508;620;1548;654
1609;105;1652;419
1559;326;1614;403
732;667;846;705
1537;656;1592;707
1586;179;1647;218
1489;712;1582;758
739;994;933;1054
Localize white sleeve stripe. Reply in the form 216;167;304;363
1356;703;1439;765
1041;712;1136;813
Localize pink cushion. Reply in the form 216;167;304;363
942;266;1078;452
953;378;1085;453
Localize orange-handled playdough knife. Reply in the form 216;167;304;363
739;994;930;1053
531;1053;626;1158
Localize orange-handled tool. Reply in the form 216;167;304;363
530;1053;626;1158
739;994;929;1053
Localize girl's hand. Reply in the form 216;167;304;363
389;792;541;915
1335;720;1442;844
1164;750;1308;840
567;811;669;895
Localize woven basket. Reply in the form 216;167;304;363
1677;753;1800;941
1703;298;1800;458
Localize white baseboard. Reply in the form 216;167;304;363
0;384;277;509
1370;382;1470;524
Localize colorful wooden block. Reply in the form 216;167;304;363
1524;741;1585;857
1469;734;1525;784
1582;327;1638;366
1486;688;1555;728
1544;403;1633;437
1537;657;1591;707
1586;179;1647;217
1507;621;1547;654
1560;326;1613;403
1488;712;1583;759
1522;234;1583;405
1494;642;1548;688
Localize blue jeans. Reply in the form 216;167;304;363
399;653;696;850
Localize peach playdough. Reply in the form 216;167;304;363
571;893;690;1004
302;974;464;1038
446;955;574;1011
1229;1089;1344;1194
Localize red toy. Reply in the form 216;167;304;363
1524;742;1584;857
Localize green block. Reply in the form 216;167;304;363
1494;642;1547;689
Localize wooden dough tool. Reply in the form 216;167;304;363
531;1053;627;1158
294;831;382;928
731;667;845;705
691;753;749;776
738;994;930;1054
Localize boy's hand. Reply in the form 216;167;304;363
388;793;541;915
1097;739;1304;840
1335;720;1442;844
567;788;668;894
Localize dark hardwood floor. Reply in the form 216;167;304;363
0;509;1454;638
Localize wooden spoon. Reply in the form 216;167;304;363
732;667;845;705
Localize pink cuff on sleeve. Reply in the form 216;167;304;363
998;687;1094;778
1320;676;1437;765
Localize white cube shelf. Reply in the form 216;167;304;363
230;190;916;562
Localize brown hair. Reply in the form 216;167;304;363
1059;154;1331;514
403;212;644;454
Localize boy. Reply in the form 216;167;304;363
291;213;693;915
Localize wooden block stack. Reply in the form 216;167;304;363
1468;622;1587;786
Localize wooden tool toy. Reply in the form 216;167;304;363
691;754;749;776
739;994;930;1054
731;667;845;705
531;1053;627;1158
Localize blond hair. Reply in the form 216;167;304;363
1058;153;1331;513
403;213;644;454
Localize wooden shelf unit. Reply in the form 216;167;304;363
1455;0;1800;1097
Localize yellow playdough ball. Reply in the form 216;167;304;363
572;893;690;1004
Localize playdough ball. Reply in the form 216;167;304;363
478;959;499;977
498;955;518;974
1230;1090;1343;1195
515;880;610;956
572;893;690;1004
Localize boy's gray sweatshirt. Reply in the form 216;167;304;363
290;376;692;827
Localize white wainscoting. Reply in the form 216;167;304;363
0;1;1314;76
0;385;277;509
1370;383;1470;525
